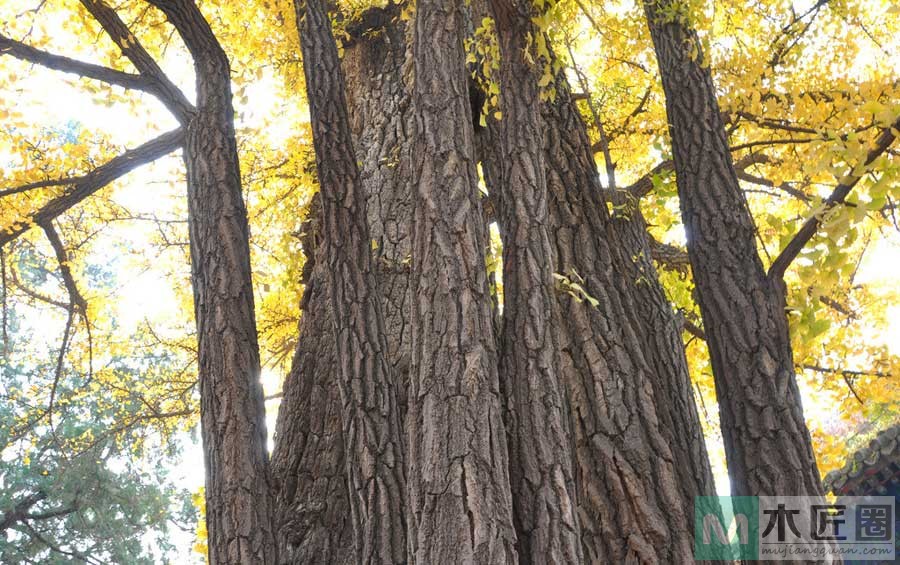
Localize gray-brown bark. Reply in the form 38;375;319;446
470;5;714;556
272;11;415;563
271;219;354;564
487;2;582;562
407;0;518;560
539;65;701;564
643;0;826;499
536;47;715;516
604;195;715;506
294;0;408;561
143;2;279;562
343;6;415;421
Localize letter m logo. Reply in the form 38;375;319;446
694;496;758;560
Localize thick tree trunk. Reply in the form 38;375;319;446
487;2;582;562
539;65;699;564
536;49;714;510
294;0;408;561
271;232;354;564
604;195;715;505
643;0;826;500
471;10;714;558
407;0;518;561
272;11;415;563
147;2;278;562
342;7;415;420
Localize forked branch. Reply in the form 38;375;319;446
0;128;184;247
769;115;900;280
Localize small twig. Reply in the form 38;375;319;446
47;308;75;431
565;35;616;190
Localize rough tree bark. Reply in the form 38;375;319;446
342;5;415;420
643;0;826;499
142;1;279;562
294;0;408;561
538;62;703;565
471;11;714;559
487;1;582;562
407;0;518;560
272;8;415;563
537;45;715;520
272;8;413;565
271;213;354;564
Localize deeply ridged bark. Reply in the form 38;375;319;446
295;0;407;561
487;1;582;561
407;0;518;560
539;65;699;564
643;0;826;500
471;10;714;559
271;12;415;563
145;1;278;562
342;8;415;420
605;196;715;505
271;232;354;564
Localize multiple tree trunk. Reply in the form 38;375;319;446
0;0;841;563
293;0;409;561
406;0;520;560
273;0;720;561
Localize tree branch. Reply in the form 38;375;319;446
735;170;810;202
566;35;616;189
0;128;184;247
78;0;194;122
648;236;690;270
144;0;228;68
0;491;47;532
25;503;78;522
678;310;706;341
768;115;900;280
0;33;153;92
40;222;87;313
625;160;674;198
7;259;70;310
626;152;772;199
801;364;891;379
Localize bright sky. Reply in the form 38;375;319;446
2;0;898;561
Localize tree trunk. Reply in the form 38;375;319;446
407;0;518;560
342;6;415;422
271;230;354;564
487;2;582;562
539;63;700;565
643;0;826;499
294;0;408;561
604;194;715;505
472;14;715;557
146;1;278;562
272;10;415;563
